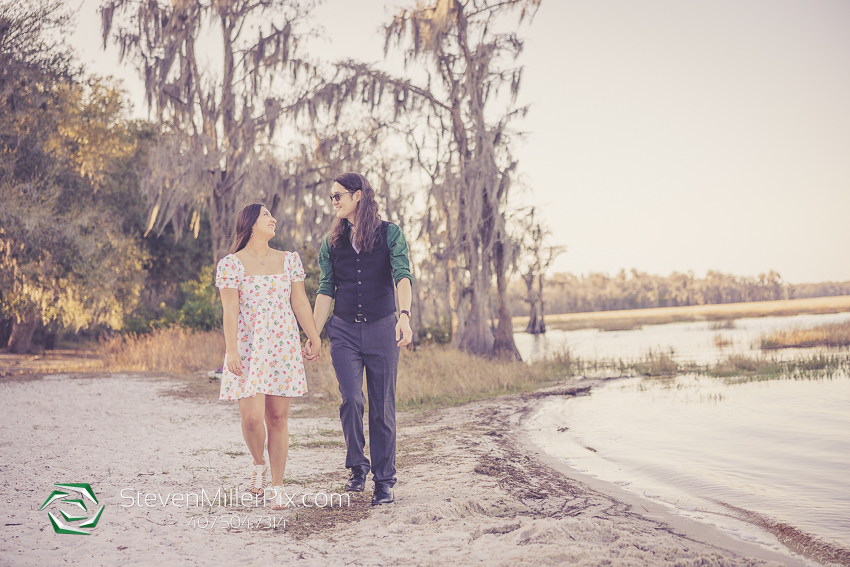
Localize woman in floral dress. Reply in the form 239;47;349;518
215;203;321;510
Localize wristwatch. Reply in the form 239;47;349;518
400;310;411;319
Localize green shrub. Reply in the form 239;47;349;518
123;264;221;333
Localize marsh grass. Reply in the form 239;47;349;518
631;349;678;376
697;353;849;383
710;320;737;330
714;333;734;349
759;321;850;350
558;349;848;383
596;321;643;332
706;354;783;378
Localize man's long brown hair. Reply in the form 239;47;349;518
328;172;382;252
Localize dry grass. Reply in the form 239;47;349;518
304;343;575;411
99;327;226;374
705;352;849;382
631;350;678;376
11;321;847;406
709;320;737;330
759;321;850;350
92;329;576;411
714;333;733;349
596;321;643;332
514;295;850;332
0;349;101;378
708;354;781;377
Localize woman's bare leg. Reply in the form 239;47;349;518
265;396;292;486
239;394;267;467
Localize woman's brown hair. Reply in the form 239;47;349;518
229;203;265;254
329;172;382;252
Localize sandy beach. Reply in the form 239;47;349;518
0;371;818;567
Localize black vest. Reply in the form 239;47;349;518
330;221;396;322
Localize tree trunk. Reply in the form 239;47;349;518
7;312;38;354
525;277;544;335
459;255;494;355
529;272;547;335
210;19;241;264
410;285;423;344
211;178;238;262
447;257;464;348
460;288;494;354
493;240;521;359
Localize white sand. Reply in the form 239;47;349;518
0;373;813;566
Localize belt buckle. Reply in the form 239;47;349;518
354;313;367;323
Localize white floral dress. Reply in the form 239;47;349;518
214;252;308;400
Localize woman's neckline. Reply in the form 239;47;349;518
229;254;287;278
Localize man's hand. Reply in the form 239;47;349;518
396;315;413;347
302;339;321;361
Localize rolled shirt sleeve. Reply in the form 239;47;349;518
317;235;336;298
387;223;413;286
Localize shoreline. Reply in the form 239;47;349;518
519;378;849;567
0;371;824;566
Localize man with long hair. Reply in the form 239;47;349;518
309;172;413;505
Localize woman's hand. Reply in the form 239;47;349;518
291;282;323;362
302;338;321;361
226;353;243;376
220;288;242;375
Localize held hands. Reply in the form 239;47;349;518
396;314;413;347
302;337;321;362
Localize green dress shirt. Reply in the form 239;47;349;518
317;222;412;299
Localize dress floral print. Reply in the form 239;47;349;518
214;252;308;401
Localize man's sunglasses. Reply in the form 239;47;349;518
330;190;357;203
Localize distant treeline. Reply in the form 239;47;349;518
787;281;850;300
507;269;850;316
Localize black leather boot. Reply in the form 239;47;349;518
372;483;394;505
344;469;367;492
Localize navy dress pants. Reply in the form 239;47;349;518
326;313;399;487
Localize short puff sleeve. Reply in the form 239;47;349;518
215;255;242;290
288;252;306;283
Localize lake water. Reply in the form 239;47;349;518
514;310;850;365
515;312;850;557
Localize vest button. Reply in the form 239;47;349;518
357;269;361;273
358;281;361;284
358;293;362;296
358;304;362;307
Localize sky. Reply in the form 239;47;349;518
67;0;850;284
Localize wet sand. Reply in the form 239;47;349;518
0;372;814;566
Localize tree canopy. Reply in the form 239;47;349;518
0;0;149;352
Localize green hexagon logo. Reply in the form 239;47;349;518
40;483;105;535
